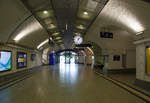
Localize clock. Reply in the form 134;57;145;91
74;36;83;44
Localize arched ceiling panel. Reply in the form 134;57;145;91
91;0;150;34
1;0;150;50
0;0;30;43
85;0;150;52
8;16;49;49
21;0;64;49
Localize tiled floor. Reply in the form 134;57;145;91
0;64;146;103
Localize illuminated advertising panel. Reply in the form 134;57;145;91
17;52;27;68
0;51;11;72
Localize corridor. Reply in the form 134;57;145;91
1;0;150;102
0;64;146;103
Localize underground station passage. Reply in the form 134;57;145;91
1;0;150;103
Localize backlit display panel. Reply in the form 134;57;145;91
17;52;27;68
0;51;11;72
146;46;150;74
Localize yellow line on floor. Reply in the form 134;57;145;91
94;71;150;102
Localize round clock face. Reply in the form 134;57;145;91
74;36;83;44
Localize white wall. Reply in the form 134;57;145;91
126;50;136;69
135;40;150;82
107;54;123;70
85;56;92;65
42;48;50;64
85;24;136;70
103;50;136;70
0;44;42;76
78;56;85;64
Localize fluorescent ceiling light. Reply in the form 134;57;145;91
50;37;53;40
136;31;144;35
14;21;42;41
87;47;94;55
77;25;85;30
55;37;61;40
52;32;59;36
37;39;49;49
43;10;48;14
75;32;81;36
83;11;88;15
66;24;68;30
58;40;62;42
72;52;76;55
48;24;56;29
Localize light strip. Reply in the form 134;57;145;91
37;39;49;49
136;31;144;35
43;10;48;14
87;47;94;55
102;0;144;33
83;11;88;15
50;37;53;41
66;24;68;30
14;21;42;41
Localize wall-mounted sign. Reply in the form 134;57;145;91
113;55;120;61
0;51;12;72
75;44;92;47
17;52;27;68
100;32;113;38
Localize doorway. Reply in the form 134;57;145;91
59;51;77;64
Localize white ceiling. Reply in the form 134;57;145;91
85;0;150;51
0;0;29;43
91;0;150;35
0;0;49;49
8;16;49;49
0;0;150;51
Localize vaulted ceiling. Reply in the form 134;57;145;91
0;0;150;51
85;0;150;52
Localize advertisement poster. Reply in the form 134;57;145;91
17;52;27;68
0;51;11;72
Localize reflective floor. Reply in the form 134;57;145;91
0;64;146;103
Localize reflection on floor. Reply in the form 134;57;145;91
59;63;78;84
0;64;146;103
